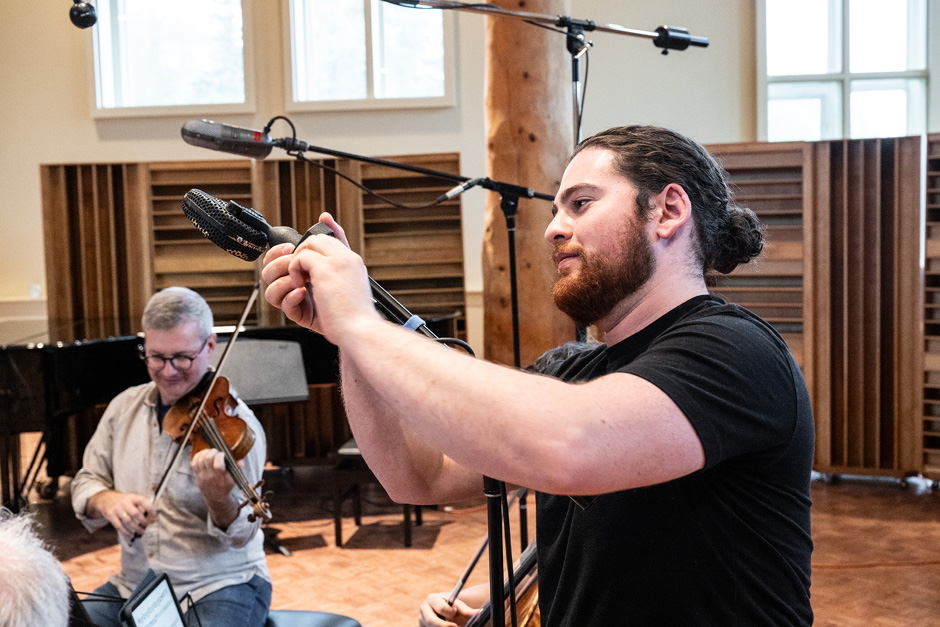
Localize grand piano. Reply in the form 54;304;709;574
0;325;340;511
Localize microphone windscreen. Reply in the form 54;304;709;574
182;190;268;261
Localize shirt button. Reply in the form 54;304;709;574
148;552;155;558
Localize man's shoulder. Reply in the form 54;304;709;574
677;297;787;348
113;380;156;400
102;381;157;417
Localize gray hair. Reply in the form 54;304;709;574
142;286;213;338
0;509;70;627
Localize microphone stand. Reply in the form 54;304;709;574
384;3;710;358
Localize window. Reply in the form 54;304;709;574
90;0;253;117
757;0;935;141
286;0;454;111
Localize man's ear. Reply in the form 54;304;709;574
652;183;692;240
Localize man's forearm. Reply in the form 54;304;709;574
340;352;480;505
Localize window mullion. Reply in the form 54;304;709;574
841;0;851;138
364;0;375;100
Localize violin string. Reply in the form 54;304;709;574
197;409;257;497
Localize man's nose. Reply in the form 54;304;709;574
545;212;571;243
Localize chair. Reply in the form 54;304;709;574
265;610;361;627
331;438;422;547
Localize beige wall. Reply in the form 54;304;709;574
0;1;756;347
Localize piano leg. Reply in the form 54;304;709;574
1;430;24;512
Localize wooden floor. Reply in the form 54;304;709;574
28;469;940;627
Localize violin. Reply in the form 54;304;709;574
163;372;271;523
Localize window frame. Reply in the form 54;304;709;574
86;0;256;119
756;0;939;140
282;0;457;113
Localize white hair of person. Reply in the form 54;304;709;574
142;286;214;339
0;508;70;627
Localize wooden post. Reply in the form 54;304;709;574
483;0;575;367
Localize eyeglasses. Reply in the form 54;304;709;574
139;337;209;370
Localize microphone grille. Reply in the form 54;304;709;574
182;189;268;262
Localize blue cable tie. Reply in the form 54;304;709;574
402;314;425;331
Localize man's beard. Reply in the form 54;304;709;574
551;220;655;328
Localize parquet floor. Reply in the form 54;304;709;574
29;468;940;627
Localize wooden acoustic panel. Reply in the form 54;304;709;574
810;137;923;475
40;163;152;341
707;137;925;478
707;142;811;370
149;160;259;326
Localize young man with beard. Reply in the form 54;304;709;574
261;126;814;626
71;287;271;627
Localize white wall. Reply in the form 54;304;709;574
0;1;756;343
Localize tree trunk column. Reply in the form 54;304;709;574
483;0;574;367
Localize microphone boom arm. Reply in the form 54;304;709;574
381;0;709;51
275;137;554;202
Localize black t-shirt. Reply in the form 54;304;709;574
533;295;814;626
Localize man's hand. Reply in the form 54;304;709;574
261;212;351;331
87;490;156;541
191;448;239;529
261;242;318;329
260;212;380;343
418;592;478;627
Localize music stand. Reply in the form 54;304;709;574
210;337;309;405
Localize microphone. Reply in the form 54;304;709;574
181;119;311;159
436;178;485;203
181;120;277;160
181;189;435;337
182;189;304;261
70;0;97;28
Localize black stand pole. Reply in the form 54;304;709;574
484;476;506;627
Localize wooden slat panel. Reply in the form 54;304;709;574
809;141;832;468
122;164;153;328
861;140;881;469
41;165;75;326
922;133;940;477
153;248;252;273
895;136;924;473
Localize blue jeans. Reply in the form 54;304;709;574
82;576;271;627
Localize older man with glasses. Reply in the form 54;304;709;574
71;286;271;627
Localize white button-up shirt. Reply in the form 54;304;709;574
71;381;270;602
